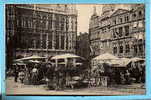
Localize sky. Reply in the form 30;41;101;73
76;4;102;34
76;4;131;34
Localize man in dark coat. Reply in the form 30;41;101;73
14;65;19;82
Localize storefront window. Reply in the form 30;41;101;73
125;26;129;36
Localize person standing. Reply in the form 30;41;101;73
31;64;38;85
125;70;131;84
14;65;19;82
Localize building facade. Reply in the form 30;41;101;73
6;4;77;59
89;4;145;58
77;32;90;60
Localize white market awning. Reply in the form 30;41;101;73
93;53;119;61
51;53;84;60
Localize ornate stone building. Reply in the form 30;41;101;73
6;4;77;59
89;4;145;58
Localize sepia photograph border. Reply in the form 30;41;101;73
1;0;151;100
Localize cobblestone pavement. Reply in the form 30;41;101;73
6;77;145;95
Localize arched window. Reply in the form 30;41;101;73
133;13;137;19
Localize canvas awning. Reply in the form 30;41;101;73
51;53;84;60
13;62;26;66
107;58;131;68
14;55;47;61
93;53;119;61
27;60;41;63
130;57;144;62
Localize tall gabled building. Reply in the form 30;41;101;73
89;4;145;58
6;4;77;67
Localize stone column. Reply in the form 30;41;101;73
52;31;55;50
137;40;139;57
52;14;55;30
64;32;66;50
131;39;135;57
117;41;120;56
59;34;61;50
40;32;43;49
123;39;126;57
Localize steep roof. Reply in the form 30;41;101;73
110;9;130;17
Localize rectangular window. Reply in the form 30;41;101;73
61;35;65;49
36;35;40;49
139;44;143;52
132;13;137;19
119;27;123;37
46;20;49;30
113;47;117;54
55;15;59;30
125;16;129;22
134;45;137;53
113;19;116;25
42;35;46;49
48;20;52;30
66;35;68;50
125;26;129;36
119;17;123;23
48;34;52;49
61;22;64;31
55;34;59;49
119;46;123;53
125;44;130;53
36;40;40;49
113;29;116;38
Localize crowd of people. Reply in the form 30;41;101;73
11;59;86;90
9;58;145;90
91;61;145;87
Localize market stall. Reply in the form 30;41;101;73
48;53;86;89
106;58;132;84
129;57;145;83
91;53;119;86
13;55;47;85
